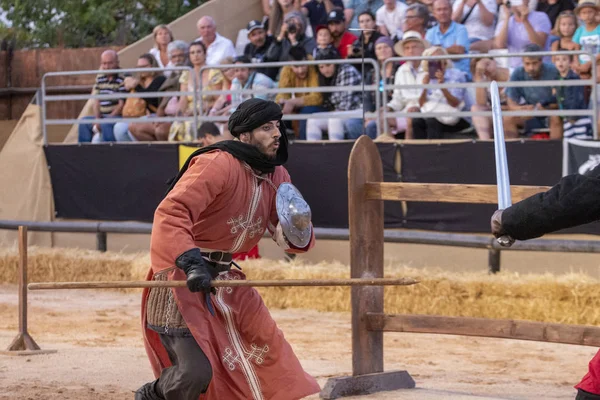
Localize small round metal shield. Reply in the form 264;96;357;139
276;183;312;248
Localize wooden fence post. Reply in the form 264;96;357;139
321;137;414;398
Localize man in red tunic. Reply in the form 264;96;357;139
136;98;320;400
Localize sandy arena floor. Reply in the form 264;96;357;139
0;285;597;400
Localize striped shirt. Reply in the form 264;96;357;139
92;74;126;115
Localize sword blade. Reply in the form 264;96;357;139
491;81;511;209
491;81;514;247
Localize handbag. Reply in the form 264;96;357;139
420;100;465;126
122;90;148;118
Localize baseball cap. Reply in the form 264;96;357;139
327;9;345;23
247;20;265;34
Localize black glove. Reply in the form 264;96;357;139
175;248;218;294
491;209;515;246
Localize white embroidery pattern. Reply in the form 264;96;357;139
222;344;270;372
215;287;266;400
228;172;263;254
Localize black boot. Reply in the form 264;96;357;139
577;389;600;400
135;380;163;400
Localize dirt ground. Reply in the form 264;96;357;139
0;284;597;400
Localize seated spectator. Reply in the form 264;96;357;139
426;0;470;76
196;16;236;66
275;46;324;139
504;44;562;139
494;0;551;70
113;54;167;142
572;0;600;81
536;0;575;28
451;0;497;53
149;25;174;76
307;48;363;140
313;25;337;58
78;50;126;143
551;10;580;58
365;36;401;139
376;0;408;40
382;32;430;139
327;9;358;58
347;11;384;75
243;19;279;80
302;0;345;34
344;0;384;30
206;56;237;118
230;55;277;112
269;0;304;38
266;11;316;62
553;53;593;139
197;122;224;146
412;46;472;139
470;57;510;139
121;41;189;142
403;3;430;38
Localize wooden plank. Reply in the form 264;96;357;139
321;371;415;399
367;313;600;347
348;136;386;376
365;182;551;204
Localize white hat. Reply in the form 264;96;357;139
393;31;430;56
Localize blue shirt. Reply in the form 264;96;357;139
346;0;384;30
506;63;559;106
425;22;470;75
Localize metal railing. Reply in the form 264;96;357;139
197;59;381;134
2;220;600;273
41;66;200;145
381;50;598;138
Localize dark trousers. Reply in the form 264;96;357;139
412;117;471;139
136;334;213;400
577;389;600;400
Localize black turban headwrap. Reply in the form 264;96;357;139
166;98;288;195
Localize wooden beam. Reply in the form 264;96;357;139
367;313;600;347
365;182;551;204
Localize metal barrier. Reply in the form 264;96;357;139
198;59;381;135
41;66;199;145
2;219;600;273
381;50;598;138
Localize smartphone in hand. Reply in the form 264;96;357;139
428;61;442;78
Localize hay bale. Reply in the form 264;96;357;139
1;247;599;326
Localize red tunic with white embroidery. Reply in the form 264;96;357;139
141;150;319;400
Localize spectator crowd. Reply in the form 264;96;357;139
79;0;600;144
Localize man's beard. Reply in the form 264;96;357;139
250;138;278;160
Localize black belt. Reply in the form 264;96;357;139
201;251;233;264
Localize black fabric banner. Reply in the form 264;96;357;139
564;138;600;175
285;142;402;228
400;141;563;232
44;144;180;222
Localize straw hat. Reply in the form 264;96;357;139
575;0;599;15
393;31;430;56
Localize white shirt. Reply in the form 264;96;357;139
196;33;237;65
452;0;498;41
388;62;421;111
149;47;175;78
376;2;407;40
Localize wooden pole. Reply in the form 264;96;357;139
28;277;419;290
348;136;385;377
2;226;56;355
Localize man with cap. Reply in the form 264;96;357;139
327;9;358;58
243;19;278;80
135;98;319;400
384;31;429;139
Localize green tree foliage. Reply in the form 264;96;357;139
0;0;207;49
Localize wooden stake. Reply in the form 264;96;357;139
28;277;419;290
2;226;56;356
